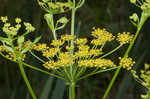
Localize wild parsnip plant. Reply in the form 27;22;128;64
0;0;149;99
36;0;135;99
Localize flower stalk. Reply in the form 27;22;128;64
69;82;76;99
17;55;37;99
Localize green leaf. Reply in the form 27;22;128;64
44;14;54;30
56;17;68;30
57;17;68;24
33;36;41;44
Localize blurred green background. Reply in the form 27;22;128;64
0;0;150;99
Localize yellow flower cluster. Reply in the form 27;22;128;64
43;52;74;69
0;17;37;63
129;13;139;22
1;20;21;36
33;26;135;70
119;57;135;70
131;64;150;99
61;34;75;41
15;18;22;23
38;0;72;14
75;38;87;45
117;32;134;45
5;52;26;61
0;45;27;61
0;16;35;36
78;59;116;69
5;52;17;61
42;48;60;58
75;45;89;58
59;52;74;66
24;22;35;32
89;49;103;56
33;33;111;70
91;28;115;45
0;45;8;52
130;0;150;12
32;43;48;51
0;16;8;23
66;45;74;51
51;40;64;46
43;61;57;69
141;0;150;10
75;45;102;58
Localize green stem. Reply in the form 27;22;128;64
102;12;149;99
51;15;57;40
100;44;123;58
69;82;75;99
17;57;37;99
46;14;57;40
71;9;76;37
75;67;86;81
77;67;119;81
102;67;121;99
30;51;45;63
70;2;76;79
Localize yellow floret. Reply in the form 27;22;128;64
117;32;134;45
91;28;115;45
0;45;7;52
88;49;103;56
42;48;60;58
130;0;136;4
140;0;150;10
0;16;8;23
75;38;87;45
24;22;35;32
119;57;135;70
78;45;89;51
33;43;48;51
59;52;74;66
2;23;19;36
22;41;31;49
66;45;74;51
43;61;58;69
78;59;116;69
75;50;89;58
51;40;64;46
15;18;22;23
94;59;116;69
5;52;26;61
75;45;90;58
61;34;75;41
78;59;94;67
